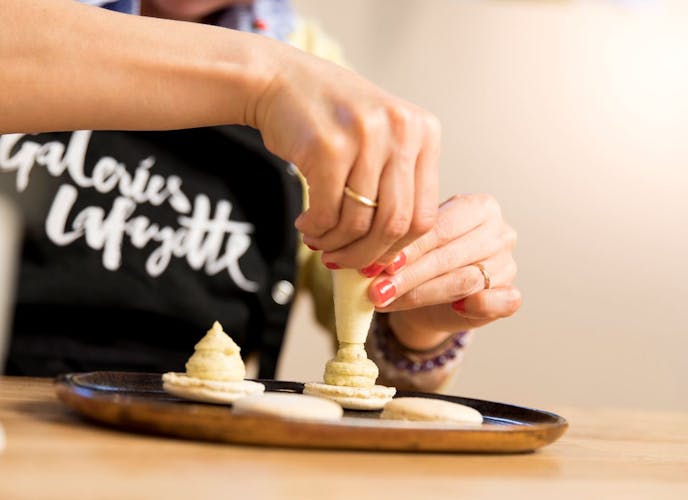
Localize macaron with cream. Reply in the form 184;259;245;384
162;321;264;404
305;269;395;410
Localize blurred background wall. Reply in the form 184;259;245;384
278;0;688;411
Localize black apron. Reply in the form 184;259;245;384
0;126;302;377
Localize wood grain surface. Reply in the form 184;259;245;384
1;376;687;500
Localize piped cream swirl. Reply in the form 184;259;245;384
185;321;245;381
323;342;378;388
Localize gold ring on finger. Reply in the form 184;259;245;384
472;262;491;290
343;185;378;208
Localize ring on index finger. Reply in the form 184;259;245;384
344;185;378;208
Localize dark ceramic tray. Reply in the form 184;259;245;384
55;371;567;453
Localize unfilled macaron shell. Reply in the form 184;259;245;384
233;392;344;421
381;397;483;425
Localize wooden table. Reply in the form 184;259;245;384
1;377;686;500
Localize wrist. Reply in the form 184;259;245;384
230;32;289;129
104;13;281;129
379;314;468;362
188;28;283;129
387;312;454;352
366;313;469;392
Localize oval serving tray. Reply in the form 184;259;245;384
55;371;567;453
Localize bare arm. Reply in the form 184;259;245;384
1;0;280;132
2;0;442;270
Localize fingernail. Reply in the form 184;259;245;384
306;244;319;251
360;263;386;278
325;262;340;270
373;279;396;305
386;252;407;274
451;299;466;313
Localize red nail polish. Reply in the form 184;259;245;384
452;299;466;313
374;279;396;304
252;18;267;30
386;252;407;274
306;244;319;251
361;263;385;278
325;262;340;270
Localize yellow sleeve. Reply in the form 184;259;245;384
295;240;336;337
287;17;350;68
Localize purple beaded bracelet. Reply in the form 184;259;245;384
371;315;468;373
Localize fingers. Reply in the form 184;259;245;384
402;193;503;266
365;188;519;343
293;133;356;239
300;116;390;251
300;181;380;256
302;107;441;270
369;218;510;309
363;191;516;311
372;112;440;265
385;286;521;344
373;250;517;311
319;147;416;268
451;286;522;323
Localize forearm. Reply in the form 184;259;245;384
1;0;282;133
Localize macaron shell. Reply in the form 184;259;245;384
303;382;396;410
233;392;344;421
381;397;483;425
162;372;265;404
319;394;392;411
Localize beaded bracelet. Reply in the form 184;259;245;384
370;314;468;373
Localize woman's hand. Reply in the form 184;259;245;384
2;0;439;270
254;48;440;269
367;193;521;351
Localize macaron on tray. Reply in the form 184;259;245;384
57;267;567;452
160;321;483;427
55;320;568;452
